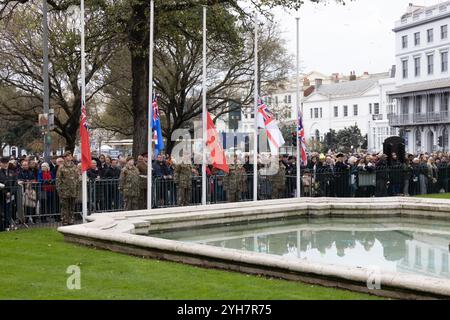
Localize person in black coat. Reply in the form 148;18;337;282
334;153;350;197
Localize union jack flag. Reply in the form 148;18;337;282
298;111;307;166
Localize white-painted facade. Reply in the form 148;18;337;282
302;73;396;152
388;1;450;154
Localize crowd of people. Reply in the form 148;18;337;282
1;148;450;231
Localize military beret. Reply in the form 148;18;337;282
63;151;72;158
1;157;9;164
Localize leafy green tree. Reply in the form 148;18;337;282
321;129;338;153
335;125;364;153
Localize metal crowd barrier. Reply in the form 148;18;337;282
1;165;450;231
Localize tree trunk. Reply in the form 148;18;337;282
128;1;150;158
131;54;149;157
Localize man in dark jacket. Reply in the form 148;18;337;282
102;158;122;210
375;154;389;197
0;157;9;231
334;153;350;197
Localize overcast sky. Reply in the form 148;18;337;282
274;0;445;75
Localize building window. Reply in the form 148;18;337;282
414;57;421;76
402;35;408;49
315;130;320;141
427;28;434;43
442;253;449;273
414;32;420;46
288;95;292;104
428;249;435;272
442;93;449;112
441;25;448;39
402;59;408;78
374;103;380;115
415;129;422;148
310;108;313;119
427;94;435;113
415;246;422;267
428;54;434;75
369;103;372;114
334;106;338;117
442;51;448;72
414;96;422;114
314;108;319;118
343;105;348;117
402;97;409;114
353;104;358;116
320;108;323;118
275;96;278;105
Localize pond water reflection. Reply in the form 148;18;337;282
152;217;450;280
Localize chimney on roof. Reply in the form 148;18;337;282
332;73;339;83
390;65;396;78
314;78;323;88
349;71;357;81
303;78;310;87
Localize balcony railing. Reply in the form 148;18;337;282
388;111;450;126
372;114;383;121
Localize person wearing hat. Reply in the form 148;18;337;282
56;152;80;225
334;153;350;197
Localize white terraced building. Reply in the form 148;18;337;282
302;72;397;153
388;2;450;153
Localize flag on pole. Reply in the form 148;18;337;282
257;100;285;155
151;96;164;156
80;98;91;172
298;111;308;166
206;112;229;173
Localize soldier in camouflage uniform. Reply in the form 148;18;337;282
223;155;246;202
173;159;193;206
118;157;140;211
270;159;286;199
56;152;80;226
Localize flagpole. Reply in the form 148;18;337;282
81;0;87;223
147;0;154;211
253;14;258;202
202;6;207;206
296;17;301;198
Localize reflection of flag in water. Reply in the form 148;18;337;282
257;100;285;155
80;98;91;172
151;97;164;156
206;112;229;173
298;111;307;166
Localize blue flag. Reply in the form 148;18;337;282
151;97;164;156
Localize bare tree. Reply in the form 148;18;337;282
0;0;121;152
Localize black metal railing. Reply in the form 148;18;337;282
1;165;449;231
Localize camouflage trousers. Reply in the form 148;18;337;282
138;188;147;210
124;196;139;211
60;197;75;226
227;190;241;202
272;187;285;200
177;187;191;206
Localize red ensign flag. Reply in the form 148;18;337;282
80;99;92;172
206;112;229;174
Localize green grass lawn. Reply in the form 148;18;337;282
416;193;450;199
0;228;380;300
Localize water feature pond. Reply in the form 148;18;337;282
151;216;450;280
